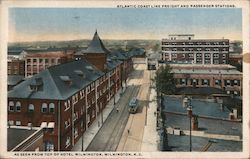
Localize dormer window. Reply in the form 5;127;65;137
60;76;72;86
30;78;43;91
74;70;85;78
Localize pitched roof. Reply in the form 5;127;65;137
83;31;110;54
8;59;104;100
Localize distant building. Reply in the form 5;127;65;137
170;64;242;96
8;59;25;76
161;34;229;64
25;51;73;77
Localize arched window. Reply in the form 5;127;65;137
9;101;14;112
28;104;34;112
41;103;47;113
16;101;21;112
49;103;55;113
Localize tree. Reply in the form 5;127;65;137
154;65;176;95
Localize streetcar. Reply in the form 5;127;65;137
128;97;138;113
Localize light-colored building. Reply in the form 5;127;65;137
161;34;229;64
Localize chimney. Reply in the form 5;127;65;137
220;103;224;111
187;107;192;117
192;115;198;131
233;108;238;119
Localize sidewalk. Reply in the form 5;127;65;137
71;88;124;151
141;87;159;151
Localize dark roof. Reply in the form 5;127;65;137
167;134;242;152
8;75;25;86
109;49;128;60
8;128;36;151
128;48;145;56
83;31;110;54
165;113;242;136
106;56;122;71
8;59;104;100
175;87;226;96
163;96;231;119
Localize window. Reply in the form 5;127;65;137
215;80;221;85
73;112;78;121
205;54;210;58
28;104;34;112
49;103;55;113
45;142;54;151
65;119;70;129
225;80;231;86
213;53;219;58
214;60;219;64
41;103;47;113
65;137;70;148
234;80;240;86
8;120;14;126
15;101;21;112
74;128;78;139
87;114;90;123
172;54;177;58
16;121;21;126
188;54;193;58
9;101;14;112
92;110;95;118
72;96;75;104
180;79;186;85
196;53;202;58
202;79;210;85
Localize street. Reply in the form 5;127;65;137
86;64;146;151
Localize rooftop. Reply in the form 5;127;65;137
8;128;37;151
26;51;67;58
163;96;231;120
167;134;242;152
171;68;242;75
8;59;104;100
83;31;110;54
8;75;25;86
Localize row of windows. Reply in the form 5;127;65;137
164;48;228;52
162;42;228;45
8;101;55;113
27;58;59;64
178;79;240;86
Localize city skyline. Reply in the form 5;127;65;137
9;8;242;42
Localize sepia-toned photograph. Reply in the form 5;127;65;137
1;0;249;158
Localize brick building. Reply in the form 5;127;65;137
161;34;229;64
170;64;242;96
8;31;133;151
8;59;25;76
25;51;74;78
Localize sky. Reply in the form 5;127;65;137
9;8;242;42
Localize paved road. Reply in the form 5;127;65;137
117;63;151;151
86;66;142;151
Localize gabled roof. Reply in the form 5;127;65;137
8;59;104;100
83;31;110;54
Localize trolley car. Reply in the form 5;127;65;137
128;98;138;113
